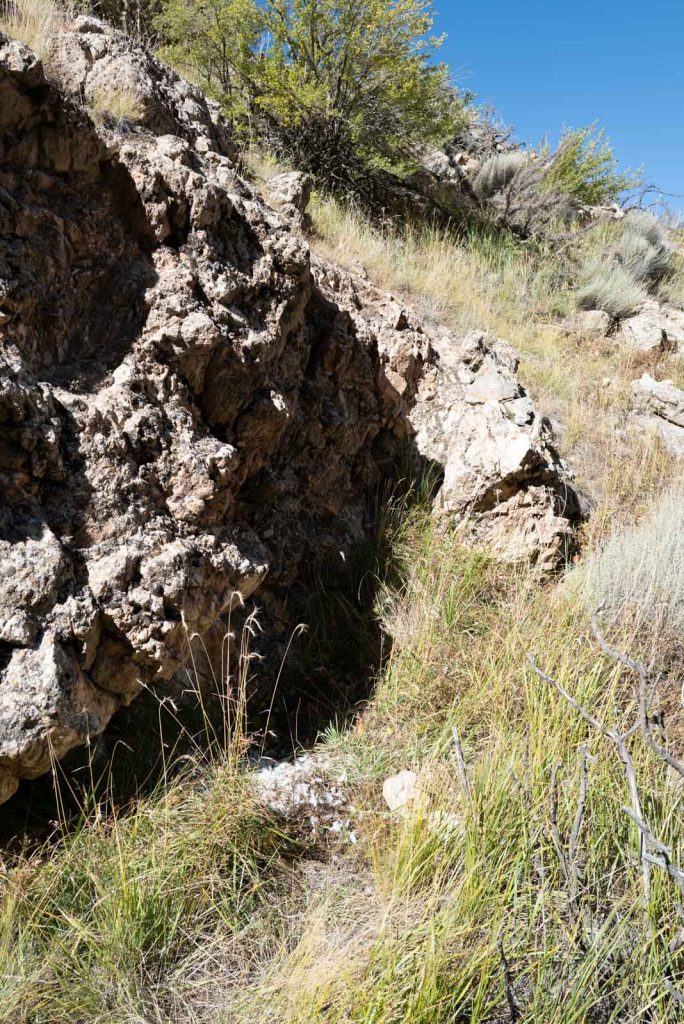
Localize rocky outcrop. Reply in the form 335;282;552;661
562;310;612;337
267;171;313;231
617;301;684;353
631;374;684;456
0;22;580;802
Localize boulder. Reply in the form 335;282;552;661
45;15;236;156
382;770;419;812
268;170;313;229
617;301;684;353
631;373;684;456
0;24;581;801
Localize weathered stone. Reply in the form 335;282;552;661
269;171;312;214
631;373;684;456
0;24;580;801
617;301;684;353
562;309;612;336
46;16;235;156
382;770;419;811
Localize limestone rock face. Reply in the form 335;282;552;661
267;171;313;230
0;24;580;801
631;373;684;456
617;301;684;353
46;15;236;156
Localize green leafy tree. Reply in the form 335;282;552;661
255;0;462;185
156;0;464;189
155;0;262;125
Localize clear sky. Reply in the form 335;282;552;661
435;0;684;210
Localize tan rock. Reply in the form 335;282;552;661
617;301;684;353
383;770;420;811
631;373;684;456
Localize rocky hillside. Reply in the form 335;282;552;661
0;18;582;803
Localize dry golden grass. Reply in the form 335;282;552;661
0;0;70;58
89;84;146;124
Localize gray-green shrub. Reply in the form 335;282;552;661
576;256;648;318
581;483;684;635
618;211;671;285
472;151;529;199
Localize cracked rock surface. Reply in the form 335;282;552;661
0;21;580;803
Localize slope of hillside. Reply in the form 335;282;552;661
1;8;684;1024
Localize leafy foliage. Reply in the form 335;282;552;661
544;123;642;206
155;0;262;125
257;0;461;181
155;0;464;189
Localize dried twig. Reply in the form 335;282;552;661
497;932;519;1022
527;653;651;908
591;614;684;781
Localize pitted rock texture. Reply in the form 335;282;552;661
631;373;684;456
0;25;580;802
617;301;684;354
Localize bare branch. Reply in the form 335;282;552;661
527;652;651;908
591;614;684;780
497;932;519;1022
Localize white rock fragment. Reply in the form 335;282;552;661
382;769;420;811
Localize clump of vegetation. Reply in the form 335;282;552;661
90;83;146;123
575;210;675;318
618;209;672;285
472;150;529;199
545;123;642;206
156;0;465;193
581;482;684;636
576;255;649;318
466;124;639;240
0;0;69;57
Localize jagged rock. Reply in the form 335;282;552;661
255;754;356;841
0;24;580;802
46;15;236;156
631;373;684;456
617;301;684;353
268;171;312;230
409;330;579;566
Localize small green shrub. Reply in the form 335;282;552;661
576;256;648;318
545;123;642;206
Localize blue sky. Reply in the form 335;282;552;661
435;0;684;210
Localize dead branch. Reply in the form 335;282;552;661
591;613;684;781
527;653;651;908
497;932;519;1022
